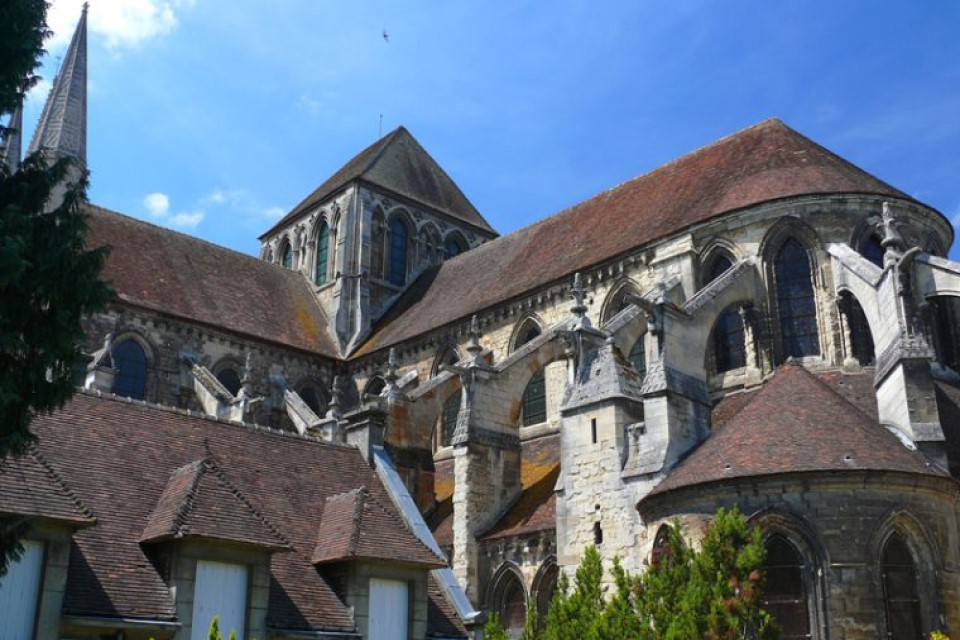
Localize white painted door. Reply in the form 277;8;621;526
191;560;248;640
368;578;408;640
0;539;43;640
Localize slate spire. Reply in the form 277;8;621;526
27;3;88;164
0;104;23;172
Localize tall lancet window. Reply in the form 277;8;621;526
775;239;820;359
713;308;746;372
388;218;409;286
881;533;922;639
315;222;330;285
762;535;810;640
280;241;293;270
112;339;148;400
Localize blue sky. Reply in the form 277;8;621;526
24;0;960;260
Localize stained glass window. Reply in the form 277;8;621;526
112;339;148;400
713;309;746;372
522;369;546;426
859;234;885;268
441;390;461;446
315;222;329;285
388;218;408;286
280;242;292;269
775;239;820;359
882;533;922;640
762;536;810;640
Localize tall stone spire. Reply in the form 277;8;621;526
27;3;88;164
0;104;23;172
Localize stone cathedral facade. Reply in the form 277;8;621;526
4;9;960;640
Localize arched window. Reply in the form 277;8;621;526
762;535;810;640
388;218;409;286
514;320;542;351
534;563;558;631
432;347;460;377
706;254;734;284
111;339;148;400
364;376;386;397
628;338;646;378
521;369;546;426
440;389;461;447
841;294;875;366
280;241;293;270
444;236;465;259
299;386;324;416
881;533;922;639
713;308;746;372
930;296;960;373
494;571;527;638
315;222;330;285
859;234;885;268
775;239;820;359
216;368;242;397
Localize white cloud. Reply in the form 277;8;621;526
297;95;322;116
47;0;194;51
202;187;287;221
171;212;204;228
143;192;170;217
25;78;52;107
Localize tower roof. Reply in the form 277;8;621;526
261;126;495;238
0;104;23;172
27;4;87;163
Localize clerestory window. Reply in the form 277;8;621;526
775;239;820;359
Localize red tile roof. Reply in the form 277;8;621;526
262;127;495;238
84;205;338;356
141;459;289;549
646;362;944;501
28;391;447;633
0;447;94;526
355;118;918;356
312;487;444;567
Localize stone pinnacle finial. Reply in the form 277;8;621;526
881;202;905;268
385;347;399;386
570;272;591;328
327;375;343;419
467;315;484;364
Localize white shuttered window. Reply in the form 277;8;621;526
368;578;408;640
191;560;248;640
0;539;44;640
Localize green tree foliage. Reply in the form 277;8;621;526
205;616;238;640
483;613;510;640
485;507;778;640
0;0;113;577
0;0;49;124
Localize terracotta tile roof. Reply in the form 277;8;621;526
141;459;289;549
262;127;495;238
28;391;448;632
0;447;94;525
428;573;468;638
84;205;338;356
355;118;916;356
312;487;444;567
429;435;561;545
646;362;944;501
